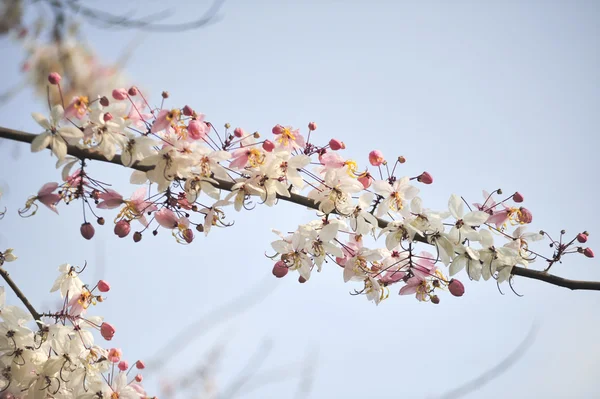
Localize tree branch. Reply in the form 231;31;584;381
1;126;599;292
0;266;42;327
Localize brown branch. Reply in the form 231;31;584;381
1;126;599;292
0;266;42;327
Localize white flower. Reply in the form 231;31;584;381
372;176;419;217
349;192;379;235
31;105;83;161
447;194;489;244
50;263;84;299
449;245;481;279
478;229;519;280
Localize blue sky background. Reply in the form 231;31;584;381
0;1;599;398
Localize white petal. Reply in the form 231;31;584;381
31;133;51;152
32;112;51;130
448;194;464;220
463;211;489;226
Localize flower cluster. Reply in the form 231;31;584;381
0;251;150;398
21;75;595;305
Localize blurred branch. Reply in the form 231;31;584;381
437;323;539;399
65;0;225;32
0;265;42;327
0;126;599;292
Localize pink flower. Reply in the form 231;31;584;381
127;187;157;227
126;101;152;129
155;208;178;229
399;277;427;301
380;269;405;285
97;189;124;209
118;361;129;371
273;125;305;151
151;109;180;133
188;119;209;140
107;347;122;362
448;279;465;297
97;280;110;292
37;182;61;214
319;152;345;168
411;252;436;280
101;323;116;341
517;207;533;224
64;96;89;120
368;150;384;166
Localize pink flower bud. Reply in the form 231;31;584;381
272;124;284;135
298;276;307;284
358;173;374;189
329;139;345;151
101;322;116;341
368;150;384;166
48;72;61;85
263;140;275;152
135;374;143;382
272;261;288;278
182;105;194;116
97;280;110;292
118;361;129;371
234;127;245;138
183;228;194;244
308;121;317;131
448;279;465;297
108;348;122;363
80;222;95;240
517;207;533;224
112;88;128;101
135;360;145;369
100;96;109;107
513;192;524;203
133;232;142;242
577;233;588;243
584;248;594;258
417;171;433;185
103;112;113;122
114;220;131;238
128;86;138;96
188;119;208;140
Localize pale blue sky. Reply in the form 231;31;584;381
1;1;599;398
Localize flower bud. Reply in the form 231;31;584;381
183;228;194;243
517;207;533;224
80;222;95;240
298;276;307;284
103;112;113;122
308;121;317;131
48;72;61;85
161;91;169;99
272;124;284;135
329;139;345;151
112;88;128;100
368;150;385;166
133;231;142;242
100;322;116;341
97;217;105;225
263;140;275;152
135;374;143;382
417;171;433;185
196;224;204;233
358;173;374;189
234;127;245;138
398;156;406;164
135;360;146;369
224;122;231;129
253;132;260;139
188;119;207;140
577;232;588;243
448;279;465;297
118;361;129;371
128;86;138;96
114;220;131;238
108;348;122;363
431;295;440;304
182;105;194;116
272;261;288;278
584;247;594;258
100;96;110;107
513;192;524;203
98;280;110;292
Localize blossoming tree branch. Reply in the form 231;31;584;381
0;73;597;396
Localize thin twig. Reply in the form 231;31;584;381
0;266;42;327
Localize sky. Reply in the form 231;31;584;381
0;0;599;398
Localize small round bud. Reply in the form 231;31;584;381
97;280;110;293
80;222;95;240
398;156;406;164
329;139;345;151
253;132;260;138
161;91;169;99
182;105;194;116
183;228;194;243
298;276;307;284
103;112;113;122
431;295;440;304
224;123;231;129
497;188;503;195
577;232;588;243
196;224;204;232
272;261;288;278
48;72;61;85
114;220;131;238
368;150;385;166
128;86;138;96
135;374;143;383
133;231;142;242
417;171;433;185
108;348;122;363
233;127;244;138
135;360;146;369
561;229;566;235
100;322;116;341
100;96;110;107
263;140;275;152
272;124;284;135
517;207;533;224
112;88;128;101
97;217;105;225
188;120;207;140
513;192;524;203
118;361;129;371
152;230;158;236
308;121;317;131
448;279;465;297
584;248;595;258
